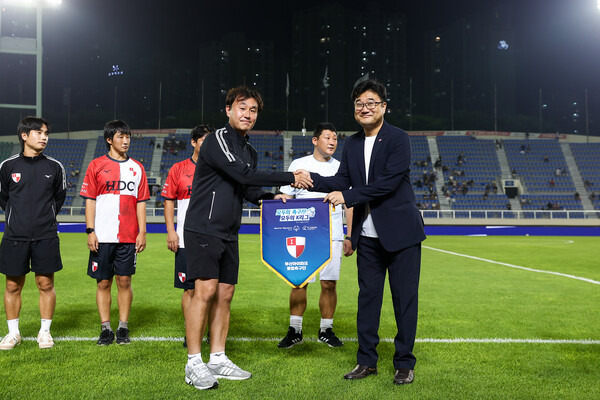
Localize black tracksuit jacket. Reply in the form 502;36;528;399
0;153;67;241
184;123;295;241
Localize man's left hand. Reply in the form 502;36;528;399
274;193;293;203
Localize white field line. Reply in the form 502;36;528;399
423;245;600;285
19;336;600;345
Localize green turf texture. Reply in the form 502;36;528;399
0;233;598;399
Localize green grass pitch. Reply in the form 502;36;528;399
0;233;599;399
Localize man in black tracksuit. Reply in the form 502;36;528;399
182;86;312;390
0;117;66;350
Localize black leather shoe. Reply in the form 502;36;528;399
344;364;377;380
393;368;414;385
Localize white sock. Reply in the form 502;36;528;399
40;319;52;333
7;319;19;335
187;353;202;365
320;318;333;332
209;352;227;365
290;315;303;333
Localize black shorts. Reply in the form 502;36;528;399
0;237;63;276
88;243;137;280
184;231;239;285
174;248;194;290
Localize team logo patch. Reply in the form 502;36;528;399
11;173;21;183
178;272;186;283
130;167;137;176
286;237;306;258
92;261;98;272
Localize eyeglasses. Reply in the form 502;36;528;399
354;101;383;111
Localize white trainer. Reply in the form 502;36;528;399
185;358;218;390
207;356;252;380
37;332;54;349
0;332;22;350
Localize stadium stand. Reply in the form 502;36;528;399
0;142;13;162
570;143;600;201
504;140;575;193
43;139;88;211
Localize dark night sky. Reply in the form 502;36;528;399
42;0;599;90
7;0;600;131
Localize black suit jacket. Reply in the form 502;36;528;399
312;121;425;252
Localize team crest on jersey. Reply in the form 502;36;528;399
11;173;21;183
92;261;98;272
286;237;306;258
178;272;186;283
130;167;137;176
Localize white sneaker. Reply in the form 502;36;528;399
207;356;252;380
37;331;54;349
185;358;218;390
0;332;22;350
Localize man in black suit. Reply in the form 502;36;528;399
303;79;426;385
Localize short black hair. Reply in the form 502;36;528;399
103;120;131;150
225;86;264;113
313;122;337;139
191;124;215;142
351;79;387;103
18;116;49;151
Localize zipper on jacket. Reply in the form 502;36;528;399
208;191;216;220
6;207;10;227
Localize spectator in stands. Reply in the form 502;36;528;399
589;192;596;201
511;168;517;178
584;179;592;189
555;168;562;176
506;202;512;210
549;178;555;187
492;181;498;194
543;155;549;163
434;156;442;169
574;192;581;202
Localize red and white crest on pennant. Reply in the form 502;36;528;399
11;173;21;183
92;261;98;272
178;272;186;283
286;237;306;258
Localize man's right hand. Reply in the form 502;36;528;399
292;169;313;189
167;231;179;253
87;232;99;252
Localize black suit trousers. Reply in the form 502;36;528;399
355;236;421;370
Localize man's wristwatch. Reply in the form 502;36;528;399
345;236;351;241
86;228;95;234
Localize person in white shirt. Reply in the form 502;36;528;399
277;122;353;349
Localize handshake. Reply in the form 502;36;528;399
291;169;312;190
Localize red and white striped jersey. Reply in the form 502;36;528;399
161;157;195;248
80;155;150;243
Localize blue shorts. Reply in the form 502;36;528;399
88;243;136;280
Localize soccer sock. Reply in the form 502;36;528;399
7;319;19;335
40;319;52;333
209;352;227;365
290;315;303;333
320;318;333;332
101;321;111;331
118;320;128;330
187;353;202;365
